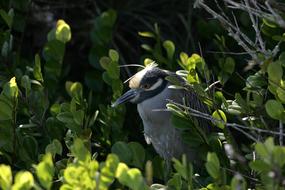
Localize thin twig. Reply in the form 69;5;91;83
279;120;283;146
167;100;285;138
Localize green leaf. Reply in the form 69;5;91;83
0;165;12;190
109;49;119;62
21;75;31;95
171;114;194;129
23;136;38;160
255;143;269;159
98;154;119;189
272;147;285;167
246;72;267;89
35;153;54;190
138;31;155;38
3;77;18;99
126;168;146;190
100;9;117;27
167;173;182;190
99;56;120;79
46;117;65;140
111;141;132;164
263;18;277;28
0;9;13;28
70;138;91;162
0;120;13;152
47;28;56;41
50;103;61;116
2;41;9;57
65;82;83;102
267;61;283;83
0;98;12;120
12;171;34;190
34;54;44;82
99;56;111;70
223;57;235;74
265;99;284;120
141;44;153;52
115;162;129;183
43;40;65;63
73;110;84;125
115;162;147;190
128;142;145;169
55;20;71;43
45;139;62;157
172;158;187;179
231;174;246;190
276;87;285;103
212;109;227;129
205;152;220;179
107;61;120;80
249;160;271;172
163;40;175;60
57;112;74;123
180;52;189;65
144;58;154;66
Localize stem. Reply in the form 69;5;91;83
12;96;18;164
279;120;283;146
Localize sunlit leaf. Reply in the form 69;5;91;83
3;77;18;99
70;138;91;162
12;171;34;190
0;165;12;190
212;109;227;129
55;19;71;43
35;153;54;190
138;31;155;38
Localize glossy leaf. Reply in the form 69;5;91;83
267;61;283;83
70;138;91;163
34;54;44;83
98;154;119;189
0;165;12;190
205;152;220;179
265;99;284;120
163;40;175;60
12;171;34;190
55;20;71;43
212;109;227;129
3;77;18;99
35;153;54;190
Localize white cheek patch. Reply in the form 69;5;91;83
129;68;148;89
146;78;163;91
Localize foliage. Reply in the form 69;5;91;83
1;0;285;190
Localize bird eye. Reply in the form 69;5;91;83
141;84;151;89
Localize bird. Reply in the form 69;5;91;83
112;63;208;163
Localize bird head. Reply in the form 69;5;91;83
112;64;169;107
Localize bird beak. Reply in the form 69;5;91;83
112;89;138;107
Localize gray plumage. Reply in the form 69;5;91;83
112;64;208;162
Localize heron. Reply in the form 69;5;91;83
112;63;208;163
